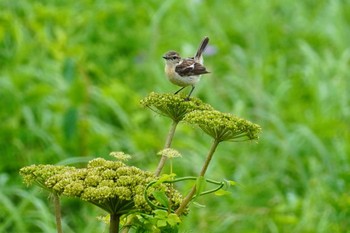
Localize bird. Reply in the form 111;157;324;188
162;36;210;100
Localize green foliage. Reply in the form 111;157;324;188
152;210;181;229
1;0;350;232
132;210;181;233
152;191;170;209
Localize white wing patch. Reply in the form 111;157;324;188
188;63;195;70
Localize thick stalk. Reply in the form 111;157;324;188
53;193;63;233
175;139;220;215
154;120;178;176
109;213;120;233
198;139;220;176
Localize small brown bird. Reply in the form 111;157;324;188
163;37;210;100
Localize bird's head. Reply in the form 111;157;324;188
162;51;181;64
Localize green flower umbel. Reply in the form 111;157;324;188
140;92;213;122
20;158;183;215
184;110;261;142
175;110;261;215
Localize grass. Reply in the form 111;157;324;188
1;0;350;232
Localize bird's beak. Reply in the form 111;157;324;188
162;55;167;59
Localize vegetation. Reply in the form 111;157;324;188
18;93;261;232
1;0;350;232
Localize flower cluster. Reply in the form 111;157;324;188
109;151;132;161
184;110;261;142
140;92;213;122
20;164;75;188
20;158;184;215
157;148;182;159
140;93;261;142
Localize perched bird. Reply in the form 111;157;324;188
163;37;210;100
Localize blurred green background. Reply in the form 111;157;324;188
1;0;350;232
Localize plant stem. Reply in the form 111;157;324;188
198;139;220;176
109;213;120;233
53;193;63;233
175;139;220;215
154;120;178;176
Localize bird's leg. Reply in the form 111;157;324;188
174;86;186;95
185;85;195;101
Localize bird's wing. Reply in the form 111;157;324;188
175;59;209;77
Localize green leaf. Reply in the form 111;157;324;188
226;180;236;186
157;219;167;227
153;209;168;218
167;214;181;226
152;191;169;208
62;58;76;83
62;107;78;140
215;189;231;196
154;173;176;186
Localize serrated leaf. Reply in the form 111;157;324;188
157;219;167;227
153;209;168;218
167;214;181;226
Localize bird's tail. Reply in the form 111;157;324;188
194;36;209;63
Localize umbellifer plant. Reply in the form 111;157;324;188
20;92;261;233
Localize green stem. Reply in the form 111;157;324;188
53;193;63;233
175;139;220;215
109;213;120;233
144;177;224;211
198;139;220;176
154;120;178;176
